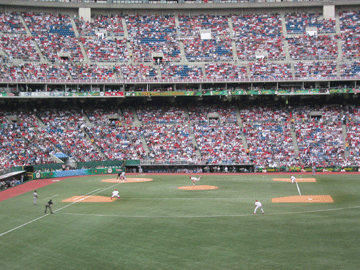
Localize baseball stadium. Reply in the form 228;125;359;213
0;0;360;269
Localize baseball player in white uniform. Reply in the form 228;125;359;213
190;176;201;185
111;189;120;200
119;171;127;182
291;175;296;184
254;200;264;214
33;190;38;205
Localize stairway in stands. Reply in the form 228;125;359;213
131;107;150;154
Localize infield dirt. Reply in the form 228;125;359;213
272;195;333;203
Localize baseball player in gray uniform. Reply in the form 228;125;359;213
33;190;38;205
45;199;53;214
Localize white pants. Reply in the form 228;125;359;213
254;206;264;214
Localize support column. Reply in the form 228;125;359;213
323;4;335;19
79;8;91;22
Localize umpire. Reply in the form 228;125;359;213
45;199;53;214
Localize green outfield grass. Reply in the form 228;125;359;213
1;174;360;270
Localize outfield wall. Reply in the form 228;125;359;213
32;167;125;180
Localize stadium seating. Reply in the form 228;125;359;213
0;103;359;167
0;11;358;80
1;8;360;169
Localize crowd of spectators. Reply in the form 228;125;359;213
205;63;246;80
120;64;158;80
75;14;125;37
178;14;230;37
23;12;73;37
1;104;360;168
245;121;296;167
0;35;40;61
37;108;104;162
85;125;139;160
36;35;83;62
240;106;296;167
287;35;338;60
82;37;129;62
339;11;360;59
0;109;56;167
339;62;360;77
160;64;203;79
141;124;197;163
137;105;187;124
179;14;232;61
126;14;181;62
343;105;360;166
232;13;285;60
0;12;26;34
285;13;336;34
68;64;118;80
0;11;359;81
249;62;292;80
293;105;346;167
294;61;338;78
126;125;148;159
1;9;360;169
84;107;137;159
0;64;26;80
188;104;238;124
20;63;70;80
121;107;134;125
194;124;248;164
182;38;233;62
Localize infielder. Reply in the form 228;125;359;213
111;189;120;200
190;176;201;185
117;171;126;182
291;175;296;184
254;200;264;214
33;190;38;205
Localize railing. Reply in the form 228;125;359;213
0;75;359;84
140;159;253;165
30;0;337;3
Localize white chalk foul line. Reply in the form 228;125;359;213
0;183;122;238
57;204;360;219
296;182;302;196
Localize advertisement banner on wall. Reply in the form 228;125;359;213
65;92;102;97
104;92;124;97
1;91;15;96
33;167;124;180
20;92;64;97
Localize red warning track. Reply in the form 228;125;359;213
0;179;60;202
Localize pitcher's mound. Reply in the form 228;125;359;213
62;196;114;202
178;185;218;190
272;195;333;203
101;178;153;183
273;178;316;182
